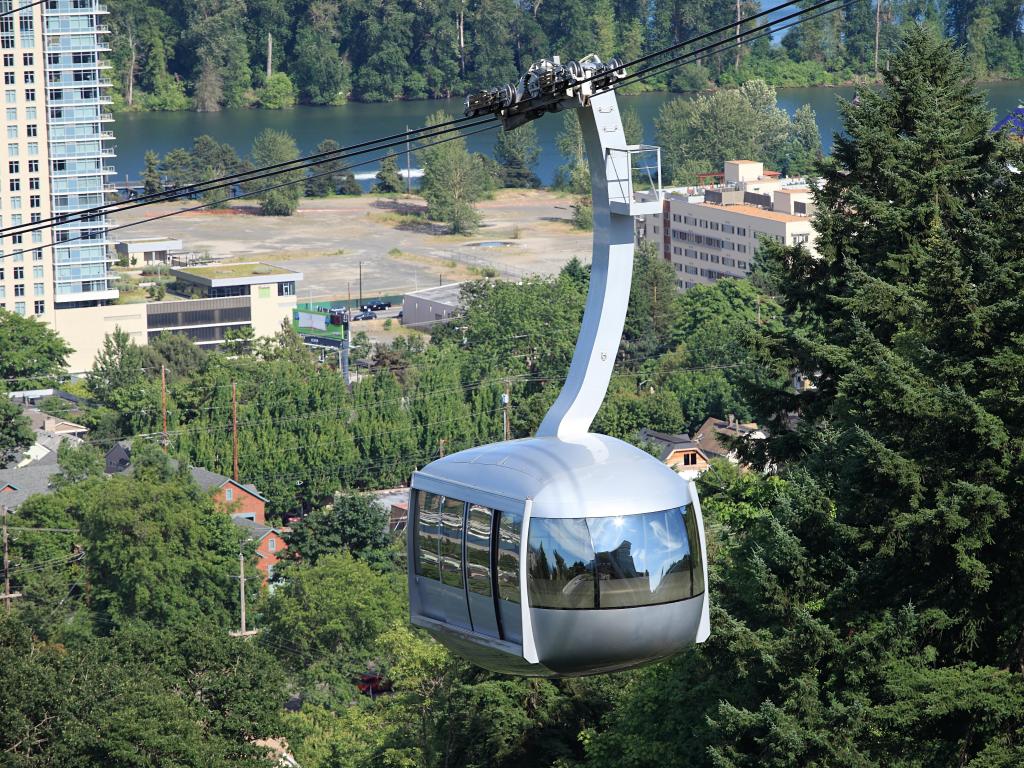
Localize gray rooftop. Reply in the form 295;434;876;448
0;453;61;511
404;282;466;307
231;515;277;541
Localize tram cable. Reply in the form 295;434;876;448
0;0;48;19
609;0;858;90
0;0;854;243
0;115;499;240
0;122;500;261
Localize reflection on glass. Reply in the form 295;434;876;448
497;510;522;603
440;497;465;588
415;490;441;581
466;505;492;597
683;503;705;596
526;507;703;610
527;517;595;609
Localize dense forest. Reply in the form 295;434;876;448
107;0;1024;111
3;26;1023;768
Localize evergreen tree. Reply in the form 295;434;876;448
248;129;303;215
141;149;163;195
418;111;492;234
494;121;541;188
372;156;403;194
306;138;345;197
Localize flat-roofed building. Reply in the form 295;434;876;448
401;282;465;330
57;262;303;371
643;161;817;291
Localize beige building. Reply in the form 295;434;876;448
643;160;817;291
56;263;303;372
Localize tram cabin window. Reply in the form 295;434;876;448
527;506;704;609
497;510;522;603
414;490;442;581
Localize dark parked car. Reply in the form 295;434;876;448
361;300;392;312
352;310;377;321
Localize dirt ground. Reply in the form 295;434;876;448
112;190;593;302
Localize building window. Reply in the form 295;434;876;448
6;143;16;156
2;72;11;84
224;487;233;501
277;281;295;296
4;89;14;104
267;538;277;552
22;71;33;84
28;177;38;189
22;53;31;66
8;161;18;174
13;267;23;280
29;195;39;208
24;89;33;102
2;55;12;67
27;160;37;173
26;124;35;137
14;302;25;316
33;283;43;296
33;300;44;315
793;233;809;245
14;285;25;297
32;265;42;278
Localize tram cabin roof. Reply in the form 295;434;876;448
413;434;692;517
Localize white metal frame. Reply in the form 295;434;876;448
536;89;662;439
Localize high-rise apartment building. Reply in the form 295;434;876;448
643;160;818;291
0;0;114;322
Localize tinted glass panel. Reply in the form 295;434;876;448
683;504;705;597
525;508;703;610
527;517;595;609
496;510;522;603
440;497;465;589
590;509;692;608
466;505;492;597
414;490;441;580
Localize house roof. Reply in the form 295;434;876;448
693;416;761;458
230;515;283;544
190;467;270;503
0;453;61;510
638;428;697;461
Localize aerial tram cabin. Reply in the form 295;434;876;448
408;55;711;677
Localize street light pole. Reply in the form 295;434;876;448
358;261;363;308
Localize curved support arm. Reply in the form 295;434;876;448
536;90;638;439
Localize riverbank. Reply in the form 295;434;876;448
110;81;1023;186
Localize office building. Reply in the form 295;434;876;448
643;160;818;291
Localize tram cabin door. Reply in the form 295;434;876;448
413;491;523;644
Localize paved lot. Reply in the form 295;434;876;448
113;190;593;302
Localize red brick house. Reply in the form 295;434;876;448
189;467;269;524
232;517;288;583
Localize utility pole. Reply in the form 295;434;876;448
266;33;273;79
405;126;412;195
502;382;511;441
2;506;21;614
229;552;258;638
735;0;742;71
161;365;168;452
874;0;883;78
358;262;363;309
232;382;239;483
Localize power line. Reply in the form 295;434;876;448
0;122;500;262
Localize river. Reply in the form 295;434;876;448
110;80;1022;186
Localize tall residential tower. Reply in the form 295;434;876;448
0;0;115;322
